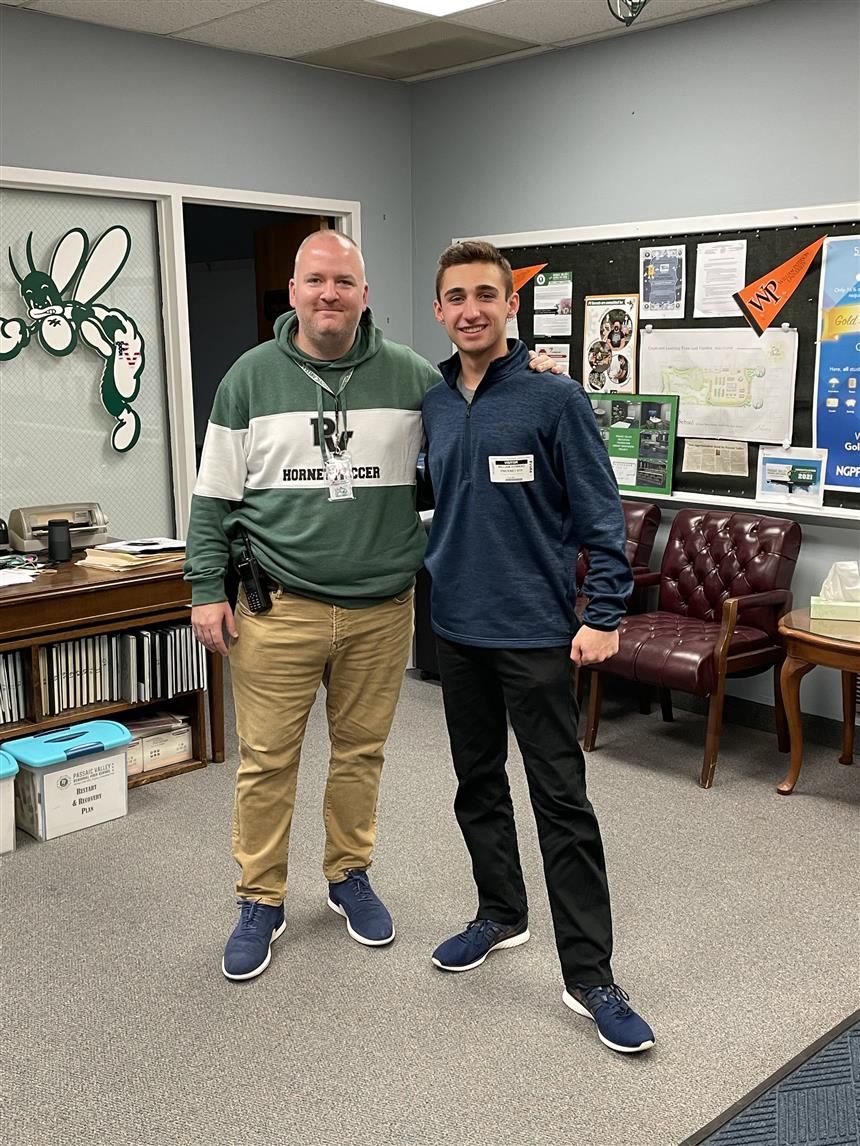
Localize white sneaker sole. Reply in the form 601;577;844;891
327;898;395;946
222;918;287;981
432;928;530;972
562;989;655;1053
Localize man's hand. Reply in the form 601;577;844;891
527;349;565;375
570;625;619;666
191;602;238;657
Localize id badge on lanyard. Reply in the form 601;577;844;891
325;451;354;501
299;362;356;501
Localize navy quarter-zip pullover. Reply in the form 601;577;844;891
423;340;633;648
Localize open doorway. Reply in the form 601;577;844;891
183;205;334;465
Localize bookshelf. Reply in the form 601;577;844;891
0;559;224;788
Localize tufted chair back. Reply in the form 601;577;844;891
577;500;661;587
658;510;802;637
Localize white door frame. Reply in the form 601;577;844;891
0;166;361;535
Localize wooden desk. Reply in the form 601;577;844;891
0;559;224;784
778;609;859;795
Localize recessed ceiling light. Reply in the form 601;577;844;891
366;0;506;17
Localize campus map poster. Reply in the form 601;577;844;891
582;295;638;393
639;327;798;443
589;394;678;495
812;235;860;491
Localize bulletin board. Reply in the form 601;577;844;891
475;206;860;518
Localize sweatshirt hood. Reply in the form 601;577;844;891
274;307;383;369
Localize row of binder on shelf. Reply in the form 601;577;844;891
37;624;207;717
0;651;26;726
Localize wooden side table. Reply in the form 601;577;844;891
777;609;859;795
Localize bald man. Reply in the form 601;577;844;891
186;232;556;981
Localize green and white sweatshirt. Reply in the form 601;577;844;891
184;309;439;607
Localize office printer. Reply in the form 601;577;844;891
9;503;109;553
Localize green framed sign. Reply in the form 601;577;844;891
588;393;679;495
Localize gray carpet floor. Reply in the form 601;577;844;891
1;673;858;1146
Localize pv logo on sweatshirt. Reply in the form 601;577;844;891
310;416;354;455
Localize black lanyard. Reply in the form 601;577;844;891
298;363;354;465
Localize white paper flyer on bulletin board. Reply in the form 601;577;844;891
582;295;639;393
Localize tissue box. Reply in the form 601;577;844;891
810;596;860;621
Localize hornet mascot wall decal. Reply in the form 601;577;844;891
2;226;144;452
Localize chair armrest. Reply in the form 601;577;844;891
713;589;793;674
733;588;793;617
713;598;740;675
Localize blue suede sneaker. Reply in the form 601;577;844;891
431;917;530;972
562;983;655;1053
222;899;286;981
327;869;394;946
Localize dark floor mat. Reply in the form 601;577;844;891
681;1011;860;1145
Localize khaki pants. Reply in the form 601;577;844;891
229;587;414;904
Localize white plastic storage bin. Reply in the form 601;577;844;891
3;720;131;842
0;750;18;854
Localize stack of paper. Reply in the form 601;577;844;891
77;537;185;572
124;711;189;738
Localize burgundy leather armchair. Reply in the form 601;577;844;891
583;509;802;788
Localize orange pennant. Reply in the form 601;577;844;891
511;263;548;294
734;236;826;335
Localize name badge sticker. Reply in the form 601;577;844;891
488;454;535;483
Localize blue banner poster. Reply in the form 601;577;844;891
813;235;860;491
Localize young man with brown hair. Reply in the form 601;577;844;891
423;240;654;1054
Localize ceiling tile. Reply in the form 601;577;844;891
449;0;609;43
174;0;429;59
450;0;769;46
299;21;535;79
28;0;266;35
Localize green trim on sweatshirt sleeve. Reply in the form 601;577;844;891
183;494;233;605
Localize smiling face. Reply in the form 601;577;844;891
289;232;368;359
433;262;518;362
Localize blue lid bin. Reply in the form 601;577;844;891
2;720;131;842
0;750;19;855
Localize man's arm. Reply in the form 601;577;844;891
186;494;239;657
184;372;248;656
553;385;633;664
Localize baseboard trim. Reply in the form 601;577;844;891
410;668;848;751
603;678;845;751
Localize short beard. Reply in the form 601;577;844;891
301;318;358;361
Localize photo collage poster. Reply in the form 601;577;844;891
582;295;639;394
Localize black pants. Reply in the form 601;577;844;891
435;637;614;987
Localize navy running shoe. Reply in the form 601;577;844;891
432;917;530;971
327;869;394;946
222;899;286;981
563;983;655;1053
